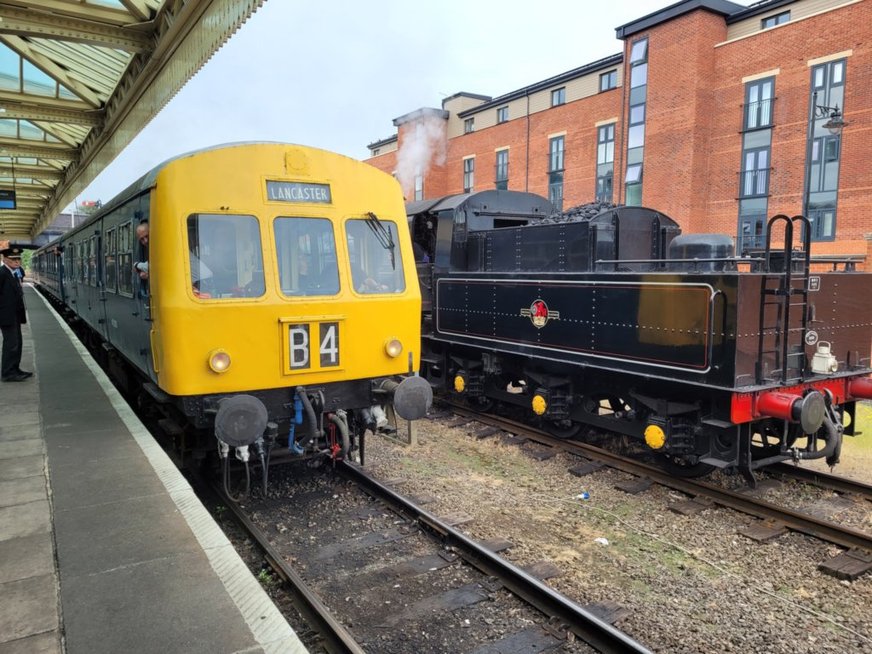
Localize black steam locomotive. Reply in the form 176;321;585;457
408;190;872;484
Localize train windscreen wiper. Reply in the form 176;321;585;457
365;212;396;270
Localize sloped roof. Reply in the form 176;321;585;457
0;0;263;241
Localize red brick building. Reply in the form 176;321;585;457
365;0;872;259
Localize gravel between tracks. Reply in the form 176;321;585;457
362;419;872;654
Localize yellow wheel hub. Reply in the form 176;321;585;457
644;424;666;449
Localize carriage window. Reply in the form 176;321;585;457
104;227;117;293
345;217;405;294
274;217;339;297
186;214;264;299
118;222;134;296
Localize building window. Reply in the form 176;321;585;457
464;118;474;134
414;174;423;201
551;87;565;107
600;70;617;92
496;106;509;124
495;149;508;190
548;136;565;211
805;59;845;241
744;78;774;130
625;38;648;205
372;148;380;156
761;11;789;29
596;124;615;203
740;148;770;197
463;157;475;193
548;136;565;173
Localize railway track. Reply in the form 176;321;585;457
442;404;872;573
209;461;652;654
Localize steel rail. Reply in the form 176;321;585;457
339;460;653;654
202;481;366;654
770;462;872;499
446;405;872;553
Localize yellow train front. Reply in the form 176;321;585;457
36;142;431;466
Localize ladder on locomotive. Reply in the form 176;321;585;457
755;214;812;385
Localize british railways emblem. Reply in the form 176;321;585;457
520;299;560;328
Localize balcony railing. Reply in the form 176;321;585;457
742;97;776;131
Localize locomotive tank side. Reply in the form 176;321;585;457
417;194;872;484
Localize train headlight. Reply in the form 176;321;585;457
644;424;666;449
385;338;403;358
531;394;547;416
454;374;466;393
208;349;231;373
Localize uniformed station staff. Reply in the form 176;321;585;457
0;246;32;382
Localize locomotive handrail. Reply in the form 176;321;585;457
707;289;727;370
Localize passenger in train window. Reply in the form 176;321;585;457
134;220;149;298
134;220;149;280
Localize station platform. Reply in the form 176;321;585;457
0;286;307;654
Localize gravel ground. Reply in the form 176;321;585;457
363;418;872;654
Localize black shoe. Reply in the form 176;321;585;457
15;369;32;378
2;373;29;382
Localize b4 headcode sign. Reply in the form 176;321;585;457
288;322;340;370
267;181;331;204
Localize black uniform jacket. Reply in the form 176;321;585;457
0;265;26;327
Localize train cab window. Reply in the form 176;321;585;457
186;214;265;299
274;217;340;297
346;216;405;294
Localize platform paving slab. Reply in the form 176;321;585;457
0;440;43;460
0;533;54;585
61;551;257;654
0;455;45;482
0;424;41;443
0;574;58;643
0;476;47;508
0;501;51;542
0;631;62;654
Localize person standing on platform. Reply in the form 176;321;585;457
0;246;32;382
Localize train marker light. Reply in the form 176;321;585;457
531;394;547;416
644;424;666;449
454;374;466;393
208;349;231;373
385;338;403;358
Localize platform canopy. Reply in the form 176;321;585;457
0;0;264;240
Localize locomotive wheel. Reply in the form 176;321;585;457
657;455;716;478
545;419;582;439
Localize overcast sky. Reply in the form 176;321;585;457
75;0;738;206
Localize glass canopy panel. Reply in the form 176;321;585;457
23;60;58;97
0;45;20;91
20;121;47;141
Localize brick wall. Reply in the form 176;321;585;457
364;1;871;257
